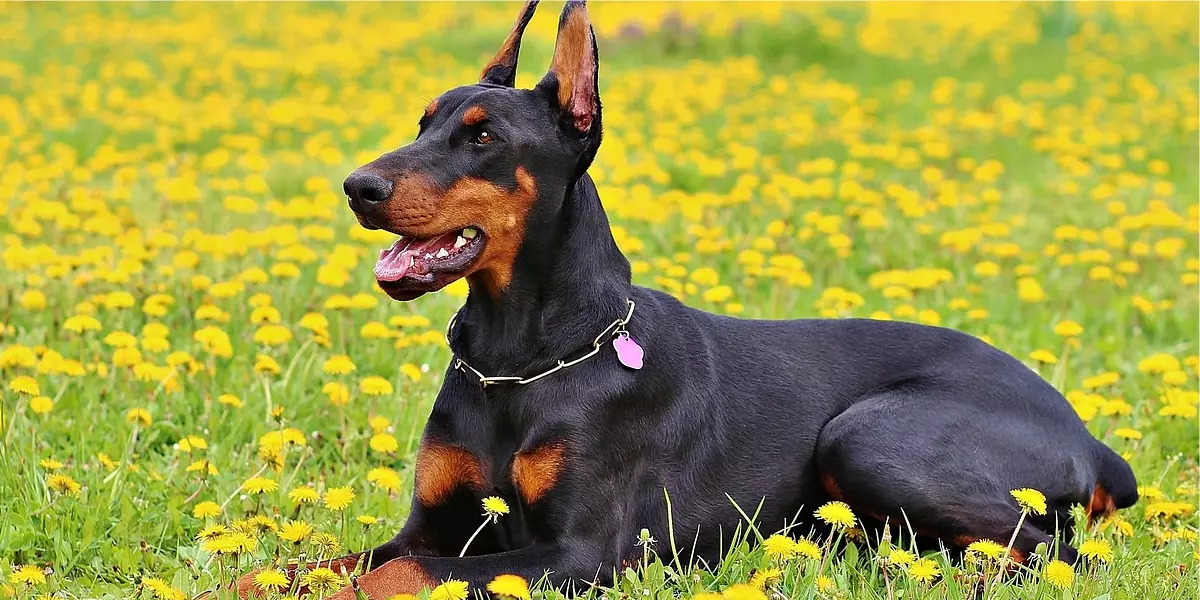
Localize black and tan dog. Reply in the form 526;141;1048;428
239;1;1136;597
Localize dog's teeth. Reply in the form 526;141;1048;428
425;252;433;259
462;227;478;239
436;248;449;258
454;236;467;248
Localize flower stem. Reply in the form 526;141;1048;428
459;517;490;557
993;510;1028;586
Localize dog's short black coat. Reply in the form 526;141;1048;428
238;2;1137;597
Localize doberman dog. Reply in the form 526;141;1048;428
238;1;1137;597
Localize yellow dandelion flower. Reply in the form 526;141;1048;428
8;376;39;396
1163;370;1188;385
323;381;351;406
278;520;314;543
176;435;208;452
792;538;821;560
1010;488;1047;515
884;548;915;567
761;534;796;560
201;534;239;555
39;458;63;470
1017;277;1045;302
1098;515;1135;537
300;567;345;595
1042;560;1074;589
324;486;355;511
300;313;330;332
259;428;307;449
814;576;835;593
47;474;81;496
1082;372;1120;389
965;539;1007;561
482;496;510;518
1028;349;1058;364
1078;539;1112;563
289;486;320;504
1139;486;1165;500
125;407;152;426
357;515;378;526
196;524;228;541
323;355;356;375
63;314;102;333
310;532;342;556
186;460;218;476
367;467;403;492
9;565;46;586
401;363;423;382
243;476;278;494
369;416;391;433
487;575;530;600
143;576;186;600
369;433;399;454
360;376;394;396
814;500;856;530
1053;320;1083;337
253;570;289;593
192;501;221;519
749;567;783;590
250;306;282;325
0;345;36;369
218;393;243;408
722;583;767;600
101;453;127;470
907;558;941;584
245;515;277;534
1114;428;1142;440
19;290;46;310
29;396;53;414
254;354;281;374
229;532;258;553
1137;353;1180;375
1145;501;1193;521
430;579;469;600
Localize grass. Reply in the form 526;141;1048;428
0;2;1197;599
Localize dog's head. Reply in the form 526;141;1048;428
344;0;602;301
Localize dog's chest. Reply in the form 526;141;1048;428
413;437;569;511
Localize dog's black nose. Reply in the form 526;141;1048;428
343;172;393;213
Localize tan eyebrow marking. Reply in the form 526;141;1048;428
463;105;487;126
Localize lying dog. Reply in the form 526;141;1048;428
239;1;1136;597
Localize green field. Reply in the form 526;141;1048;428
0;2;1197;599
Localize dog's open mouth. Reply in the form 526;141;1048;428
373;227;486;300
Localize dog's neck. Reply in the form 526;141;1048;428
454;173;633;376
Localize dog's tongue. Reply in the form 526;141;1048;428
374;234;456;282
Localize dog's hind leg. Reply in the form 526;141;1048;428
814;390;1091;564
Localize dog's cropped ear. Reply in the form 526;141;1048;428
537;0;599;135
479;0;540;87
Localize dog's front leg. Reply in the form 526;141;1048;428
325;541;603;599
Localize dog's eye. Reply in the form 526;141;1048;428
472;131;494;146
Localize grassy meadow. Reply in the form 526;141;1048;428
1;1;1198;599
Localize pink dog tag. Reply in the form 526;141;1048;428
613;332;644;370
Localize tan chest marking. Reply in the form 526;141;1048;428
414;441;484;506
511;440;567;505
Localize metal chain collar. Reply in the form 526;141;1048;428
445;299;636;387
